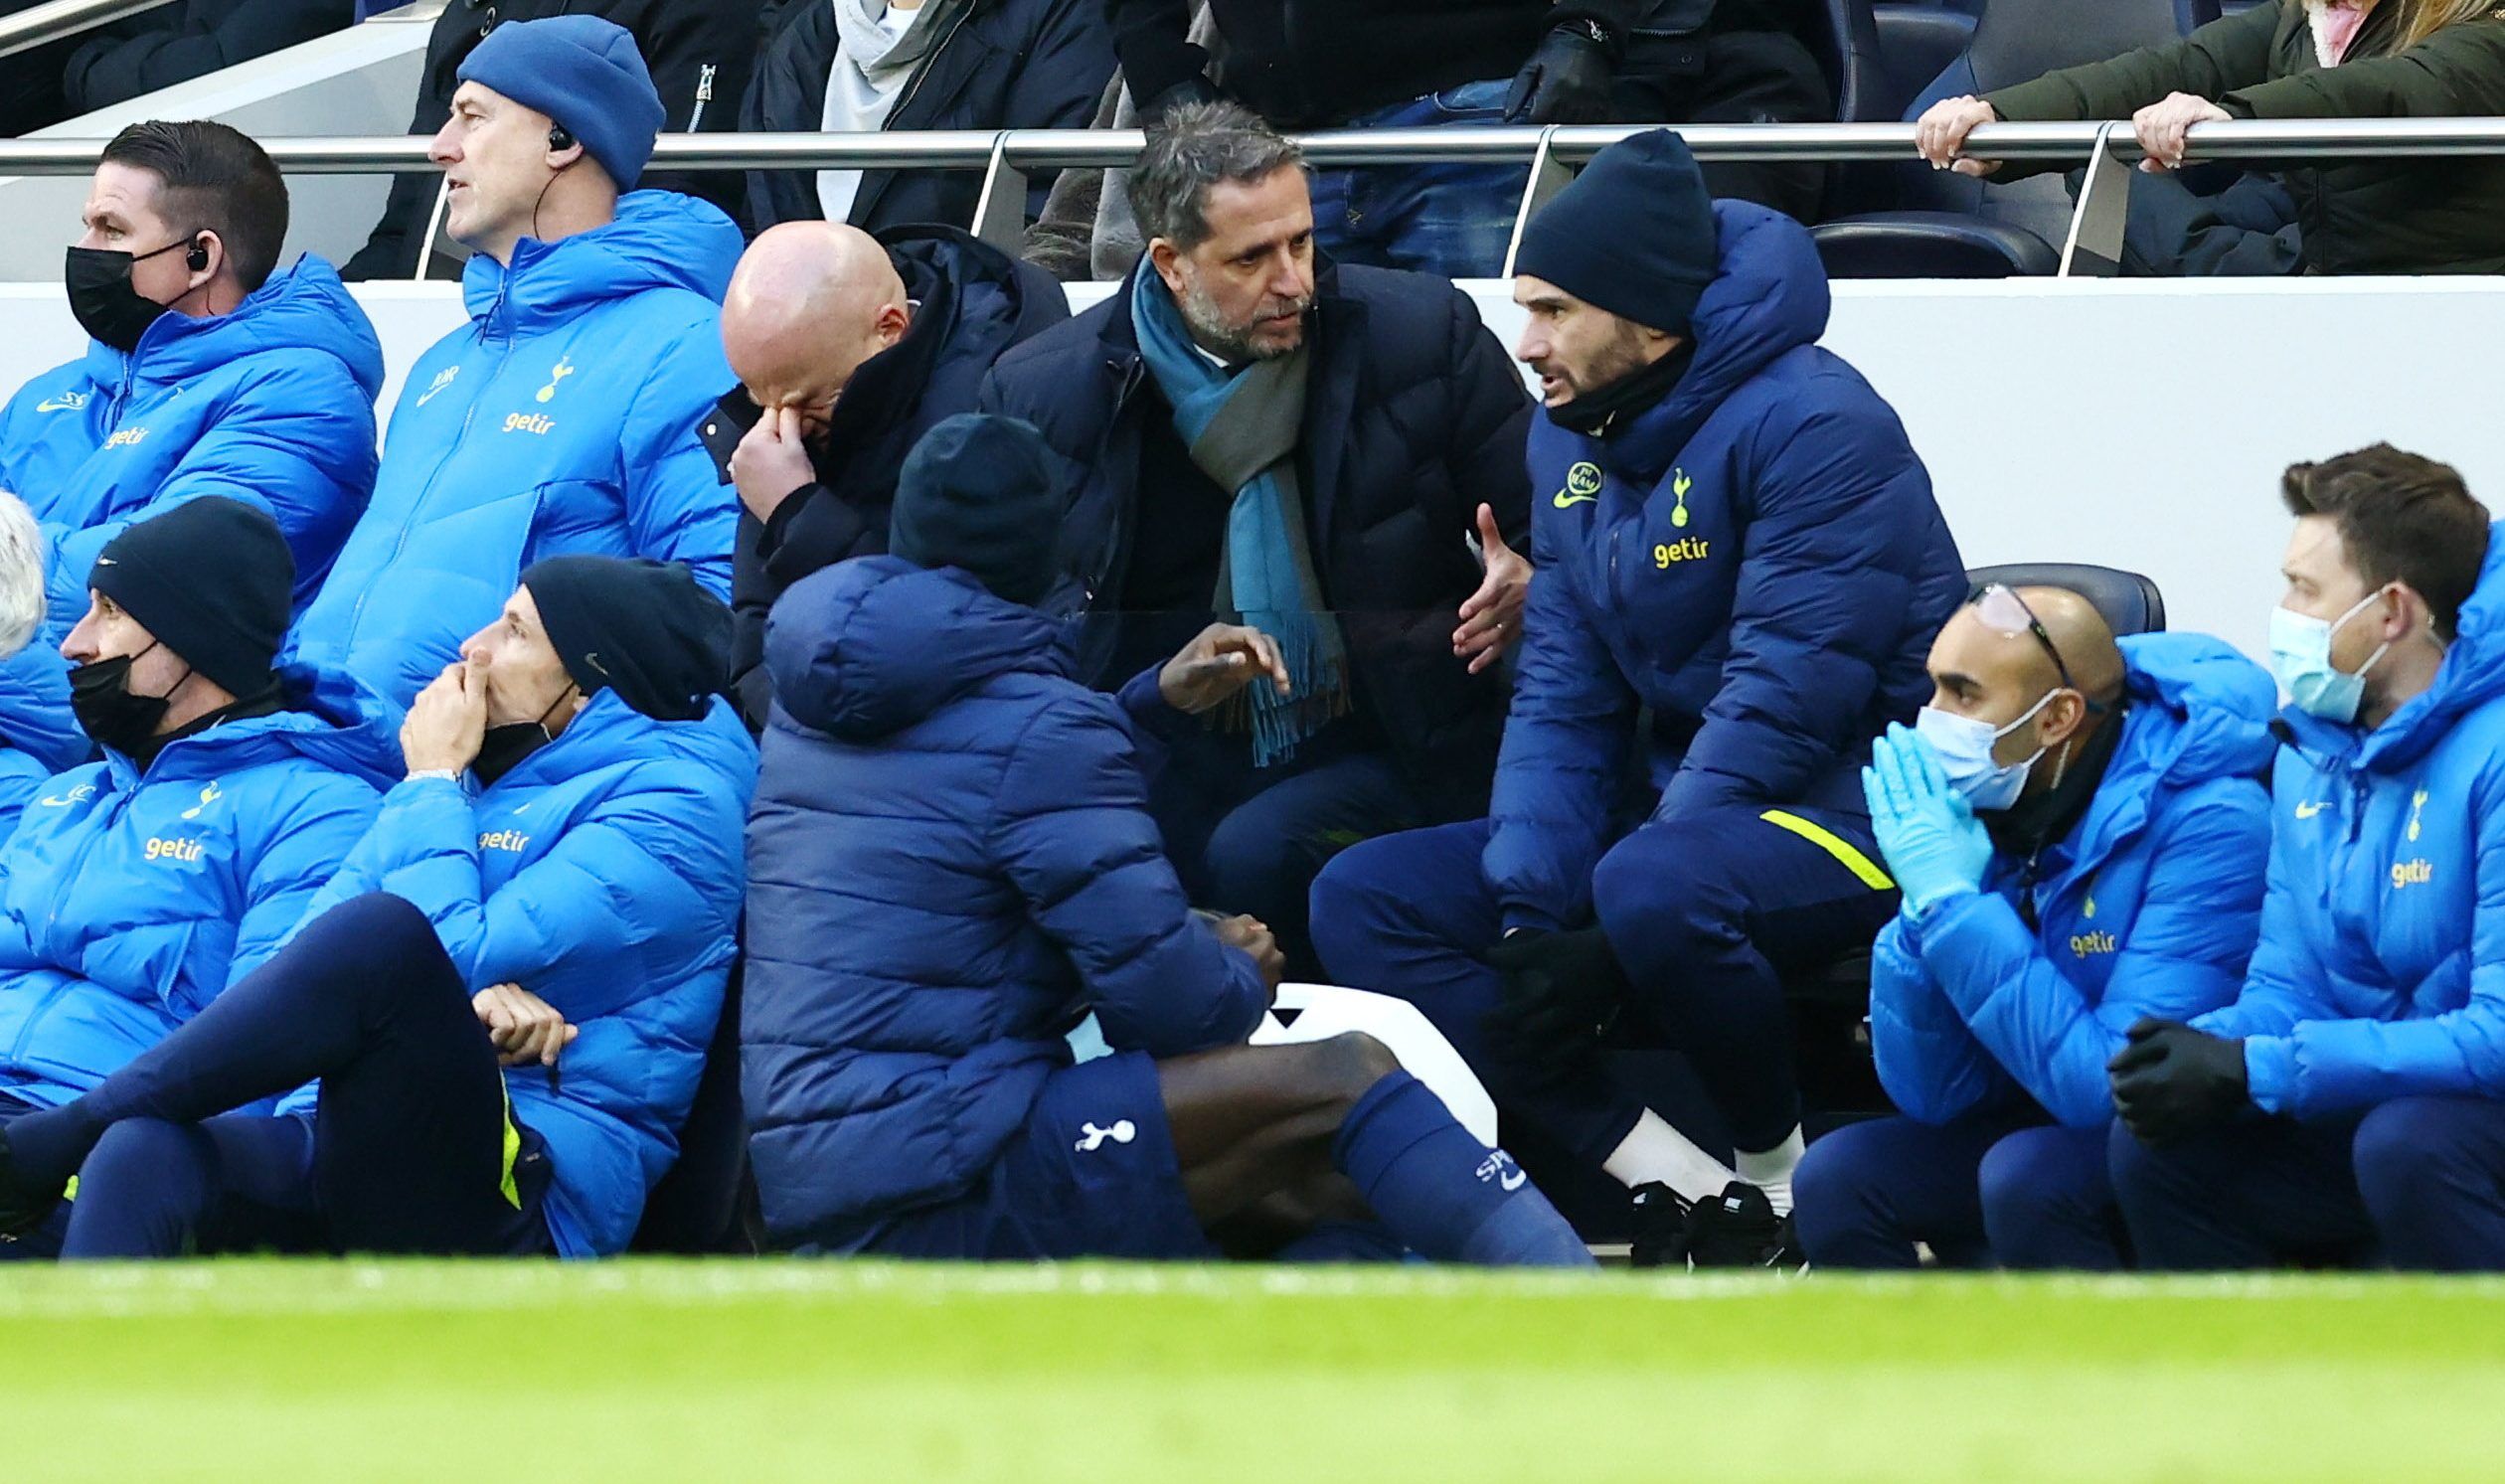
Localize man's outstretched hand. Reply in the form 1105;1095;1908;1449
1160;623;1291;715
1454;504;1530;676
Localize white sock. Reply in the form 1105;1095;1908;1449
1601;1109;1737;1205
1734;1126;1806;1217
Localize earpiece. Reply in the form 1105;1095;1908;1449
185;237;209;273
548;124;576;152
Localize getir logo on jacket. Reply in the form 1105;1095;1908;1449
502;412;557;436
144;836;205;863
479;829;530;854
103;426;149;449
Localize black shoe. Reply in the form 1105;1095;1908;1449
0;1123;62;1239
1627;1182;1693;1269
1681;1182;1805;1271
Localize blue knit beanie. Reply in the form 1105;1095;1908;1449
1514;129;1719;335
891;414;1066;608
457;16;663;191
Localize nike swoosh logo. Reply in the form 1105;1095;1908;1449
35;396;84;413
1499;1168;1528;1192
2295;802;2327;819
1553;491;1596;509
416;384;452;408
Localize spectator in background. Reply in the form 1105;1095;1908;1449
1915;1;2505;274
741;0;1113;238
1313;132;1964;1268
742;413;1590;1267
0;120;382;788
0;499;398;1259
0;558;752;1259
2109;448;2505;1273
979;104;1533;979
1790;589;2276;1270
293;16;743;711
345;0;763;282
714;220;1068;728
59;0;348;122
0;495;53;830
1109;0;1830;277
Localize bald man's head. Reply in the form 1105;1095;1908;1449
1922;583;2125;802
721;222;913;442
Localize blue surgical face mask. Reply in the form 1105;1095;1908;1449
1916;688;2058;813
2269;588;2391;725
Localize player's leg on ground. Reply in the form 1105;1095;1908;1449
1977;1123;2127;1270
1592;808;1898;1214
2351;1095;2505;1272
1791;1113;2014;1268
1311;822;1672;1181
2106;1114;2374;1271
61;1113;321;1259
1157;1034;1593;1266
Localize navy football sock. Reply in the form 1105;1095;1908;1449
1330;1071;1593;1268
1270;1219;1413;1264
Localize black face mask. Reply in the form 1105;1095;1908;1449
69;642;188;759
1548;340;1697;438
471;684;578;787
65;237;194;355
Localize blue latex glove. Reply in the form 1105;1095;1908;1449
1863;723;1994;917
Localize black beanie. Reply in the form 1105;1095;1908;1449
889;413;1064;608
88;496;293;696
1514;128;1718;336
520;556;731;723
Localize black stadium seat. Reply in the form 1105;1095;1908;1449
1967;562;2168;637
1812;0;2189;276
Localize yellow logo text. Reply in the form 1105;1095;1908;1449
2392;859;2435;890
144;836;204;864
501;412;557;436
1654;538;1712;568
2070;930;2117;957
1554;461;1602;509
103;426;149;449
478;829;531;854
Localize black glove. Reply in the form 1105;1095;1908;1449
1504;21;1618;125
2108;1017;2252;1145
1483;927;1631;1086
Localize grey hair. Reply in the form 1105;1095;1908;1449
0;492;45;657
1128;100;1306;252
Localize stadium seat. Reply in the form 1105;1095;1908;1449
1967;562;2168;637
1813;0;2187;276
630;957;759;1254
1870;3;1976;124
1809;0;1890;123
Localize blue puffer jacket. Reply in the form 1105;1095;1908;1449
744;558;1268;1249
287;692;753;1257
0;665;398;1107
0;254;385;625
1872;634;2278;1128
0;641;96;827
2202;527;2505;1118
1485;202;1966;932
291;193;743;710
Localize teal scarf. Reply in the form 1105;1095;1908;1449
1129;268;1347;765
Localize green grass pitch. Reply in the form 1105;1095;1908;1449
5;1261;2503;1482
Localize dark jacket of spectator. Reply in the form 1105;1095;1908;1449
721;225;1070;728
1486;203;1966;933
343;0;762;282
740;0;1114;236
977;258;1532;819
62;0;344;118
743;557;1267;1248
1988;1;2505;274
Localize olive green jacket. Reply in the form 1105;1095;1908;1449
1987;0;2505;272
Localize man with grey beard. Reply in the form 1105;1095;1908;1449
978;101;1532;980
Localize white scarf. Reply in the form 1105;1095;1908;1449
818;0;964;220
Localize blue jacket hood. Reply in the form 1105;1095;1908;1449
764;557;1074;742
109;662;403;789
2114;631;2282;789
462;191;743;336
1607;201;1831;482
106;254;384;400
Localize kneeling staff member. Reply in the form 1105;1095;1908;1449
0;557;753;1258
742;413;1590;1266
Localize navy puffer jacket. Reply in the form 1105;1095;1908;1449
742;557;1266;1248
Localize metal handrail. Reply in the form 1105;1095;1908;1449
3;117;2505;174
0;0;181;61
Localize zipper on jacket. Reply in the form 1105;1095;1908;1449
849;3;980;224
687;63;717;132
